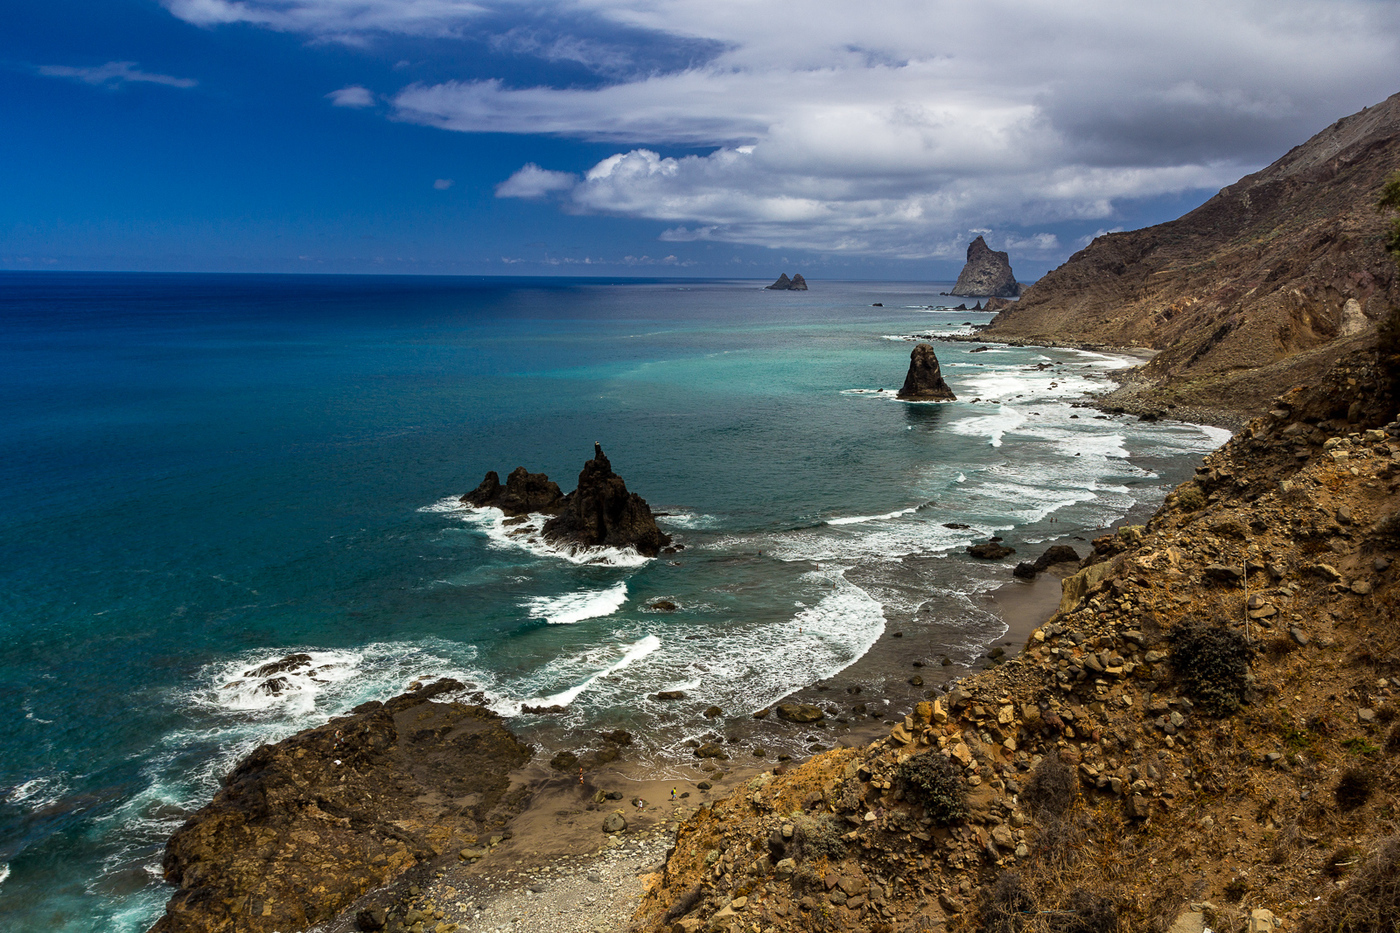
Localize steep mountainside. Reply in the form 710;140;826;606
981;92;1400;421
635;349;1400;933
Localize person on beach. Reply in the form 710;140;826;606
670;787;677;801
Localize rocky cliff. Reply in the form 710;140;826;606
463;444;672;557
896;344;957;401
150;680;532;933
949;237;1021;298
633;346;1400;933
979;92;1400;422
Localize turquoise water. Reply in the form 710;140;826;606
0;273;1227;930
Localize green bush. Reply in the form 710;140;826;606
895;749;968;825
1169;620;1251;716
789;814;846;862
1174;483;1207;512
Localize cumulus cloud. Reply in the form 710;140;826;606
495;163;578;199
327;85;375;107
161;0;1400;257
38;61;197;89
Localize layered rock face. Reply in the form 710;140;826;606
896;343;957;401
462;444;672;557
765;273;808;290
949;236;1021;297
543;444;672;557
981;91;1400;420
150;681;531;933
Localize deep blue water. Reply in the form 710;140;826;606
0;272;1227;931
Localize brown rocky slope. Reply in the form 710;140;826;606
979;92;1400;423
633;347;1400;933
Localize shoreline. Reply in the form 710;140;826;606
310;561;1082;933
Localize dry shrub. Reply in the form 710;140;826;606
1335;767;1376;811
1051;890;1119;933
788;814;846;862
1304;836;1400;933
979;871;1036;933
1022;751;1077;819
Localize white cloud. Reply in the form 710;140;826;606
160;0;1400;258
434;178;454;189
495;163;578;199
164;0;487;41
38;61;197;89
327;85;375;107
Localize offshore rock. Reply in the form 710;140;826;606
463;445;671;558
949;236;1021;297
765;273;808;290
150;682;532;933
463;467;564;516
542;444;672;557
896;343;957;401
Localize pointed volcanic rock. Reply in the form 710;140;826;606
896;343;957;401
463;466;564;516
788;273;808;290
542;444;672;557
765;273;793;290
949;236;1021;297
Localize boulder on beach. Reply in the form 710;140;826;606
967;540;1016;560
775;703;825;724
896;344;957;401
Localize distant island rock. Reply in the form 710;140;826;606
949;236;1022;298
464;443;672;557
765;273;808;290
896;343;957;401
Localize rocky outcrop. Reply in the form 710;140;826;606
463;467;563;515
150;681;532;933
541;444;672;557
949;236;1021;297
765;273;808;290
980;91;1400;421
896;343;957;401
462;445;671;557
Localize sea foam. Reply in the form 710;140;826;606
524;582;629;625
425;499;652;568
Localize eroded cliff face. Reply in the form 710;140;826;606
634;351;1400;933
979;92;1400;422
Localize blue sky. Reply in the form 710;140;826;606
3;0;1398;279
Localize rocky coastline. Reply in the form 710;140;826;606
629;346;1400;933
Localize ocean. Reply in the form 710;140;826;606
0;272;1228;931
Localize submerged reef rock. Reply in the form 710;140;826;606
151;681;531;933
896;343;957;401
463;444;671;557
765;273;808;290
949;235;1022;297
543;444;672;557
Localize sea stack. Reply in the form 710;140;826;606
896;343;957;401
765;273;808;290
543;443;671;557
949;236;1021;297
463;444;672;557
